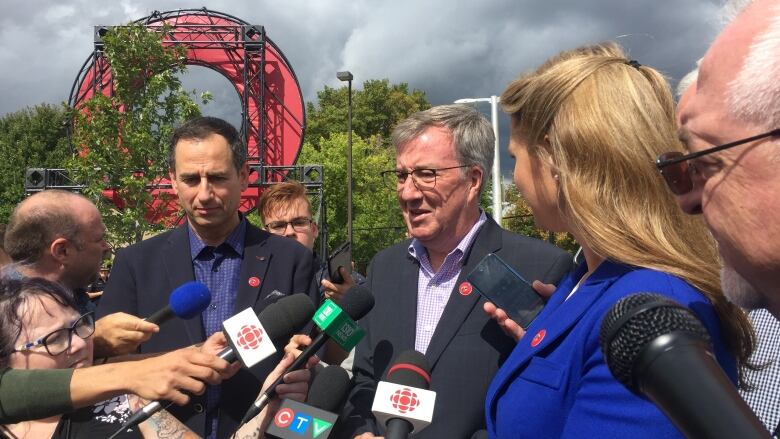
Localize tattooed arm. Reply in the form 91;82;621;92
231;353;317;439
127;395;199;439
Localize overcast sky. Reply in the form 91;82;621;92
0;0;728;176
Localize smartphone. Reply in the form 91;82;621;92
327;241;351;284
466;253;545;329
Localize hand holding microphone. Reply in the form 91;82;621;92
241;285;375;424
118;293;316;435
94;281;211;358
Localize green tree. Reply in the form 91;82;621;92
305;79;430;150
0;104;72;222
299;79;431;271
502;183;579;254
68;23;208;246
298;133;403;272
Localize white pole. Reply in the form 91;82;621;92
490;95;502;224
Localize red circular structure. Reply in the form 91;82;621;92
69;8;305;223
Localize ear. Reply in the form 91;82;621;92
50;237;70;263
169;171;179;196
468;166;484;198
238;164;250;190
311;219;319;236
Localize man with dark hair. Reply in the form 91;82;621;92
97;116;318;439
339;105;574;439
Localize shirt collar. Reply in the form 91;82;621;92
188;214;247;260
407;210;488;267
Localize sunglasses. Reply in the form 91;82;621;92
656;128;780;195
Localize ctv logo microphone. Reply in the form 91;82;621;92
222;308;277;367
266;399;337;439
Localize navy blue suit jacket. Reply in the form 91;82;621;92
485;260;737;438
96;222;317;439
335;218;574;439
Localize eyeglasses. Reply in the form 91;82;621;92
265;217;314;234
656;128;780;195
13;312;95;356
380;165;470;191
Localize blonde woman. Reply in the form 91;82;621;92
484;43;754;438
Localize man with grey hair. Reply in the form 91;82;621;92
338;104;573;439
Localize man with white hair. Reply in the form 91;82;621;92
658;0;780;320
664;1;780;434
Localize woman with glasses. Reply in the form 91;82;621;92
0;277;312;438
483;43;755;438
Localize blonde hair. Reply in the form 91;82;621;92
502;42;755;383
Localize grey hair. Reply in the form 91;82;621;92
676;62;700;99
727;1;780;129
391;104;494;194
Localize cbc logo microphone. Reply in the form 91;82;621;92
236;324;264;350
390;387;420;414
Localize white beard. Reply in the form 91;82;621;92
720;265;767;310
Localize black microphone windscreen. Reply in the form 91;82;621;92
385;350;431;390
339;285;375;320
258;293;316;341
598;292;712;390
306;365;351;412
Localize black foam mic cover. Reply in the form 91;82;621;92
599;292;768;439
306;365;352;412
338;285;375;320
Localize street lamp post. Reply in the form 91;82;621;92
337;71;354;252
454;96;502;223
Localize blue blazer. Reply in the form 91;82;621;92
96;222;318;439
485;260;736;439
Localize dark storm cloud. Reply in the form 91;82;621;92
0;0;724;121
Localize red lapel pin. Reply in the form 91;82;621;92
531;329;546;347
248;276;261;288
458;281;473;296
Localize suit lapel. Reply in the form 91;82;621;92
162;225;202;344
424;218;502;369
234;225;271;312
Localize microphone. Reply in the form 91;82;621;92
371;350;436;439
145;281;211;325
599;293;768;439
118;294;316;434
264;365;351;438
241;285;374;424
218;293;317;365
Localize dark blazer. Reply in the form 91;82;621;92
335;217;574;439
96;223;317;439
485;260;737;438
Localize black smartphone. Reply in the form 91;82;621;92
327;241;351;284
466;253;545;329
